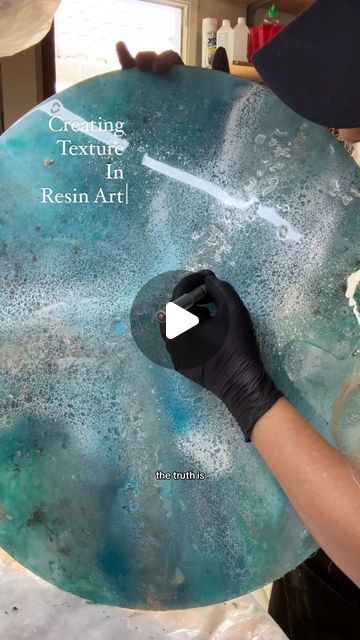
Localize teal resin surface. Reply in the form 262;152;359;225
0;67;359;609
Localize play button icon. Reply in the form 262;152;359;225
130;270;229;370
165;302;199;339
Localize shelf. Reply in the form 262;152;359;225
245;0;313;15
228;2;314;83
230;63;262;82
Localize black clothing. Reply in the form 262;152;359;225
269;550;360;639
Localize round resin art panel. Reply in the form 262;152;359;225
0;67;359;609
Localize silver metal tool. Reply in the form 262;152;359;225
156;284;207;323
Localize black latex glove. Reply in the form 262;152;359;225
161;270;283;442
212;47;230;73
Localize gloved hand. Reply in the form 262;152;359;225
161;270;283;442
212;47;230;73
116;41;184;74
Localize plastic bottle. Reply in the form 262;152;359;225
202;17;218;68
232;17;250;64
265;3;281;23
248;4;284;61
264;3;284;31
216;19;233;66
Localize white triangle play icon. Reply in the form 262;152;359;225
165;302;199;339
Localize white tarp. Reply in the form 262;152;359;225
0;0;61;57
0;550;288;639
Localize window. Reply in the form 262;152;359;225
54;0;196;92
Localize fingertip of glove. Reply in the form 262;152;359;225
212;47;230;73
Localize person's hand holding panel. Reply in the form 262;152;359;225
116;41;184;74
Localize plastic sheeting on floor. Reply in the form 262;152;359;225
0;550;288;639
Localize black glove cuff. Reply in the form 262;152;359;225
221;371;284;442
238;388;284;442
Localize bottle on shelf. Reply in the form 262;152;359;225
202;17;218;68
248;4;284;61
232;17;250;64
216;19;233;67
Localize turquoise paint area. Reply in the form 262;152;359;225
113;322;125;335
0;67;359;608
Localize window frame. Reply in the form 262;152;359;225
48;0;199;100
